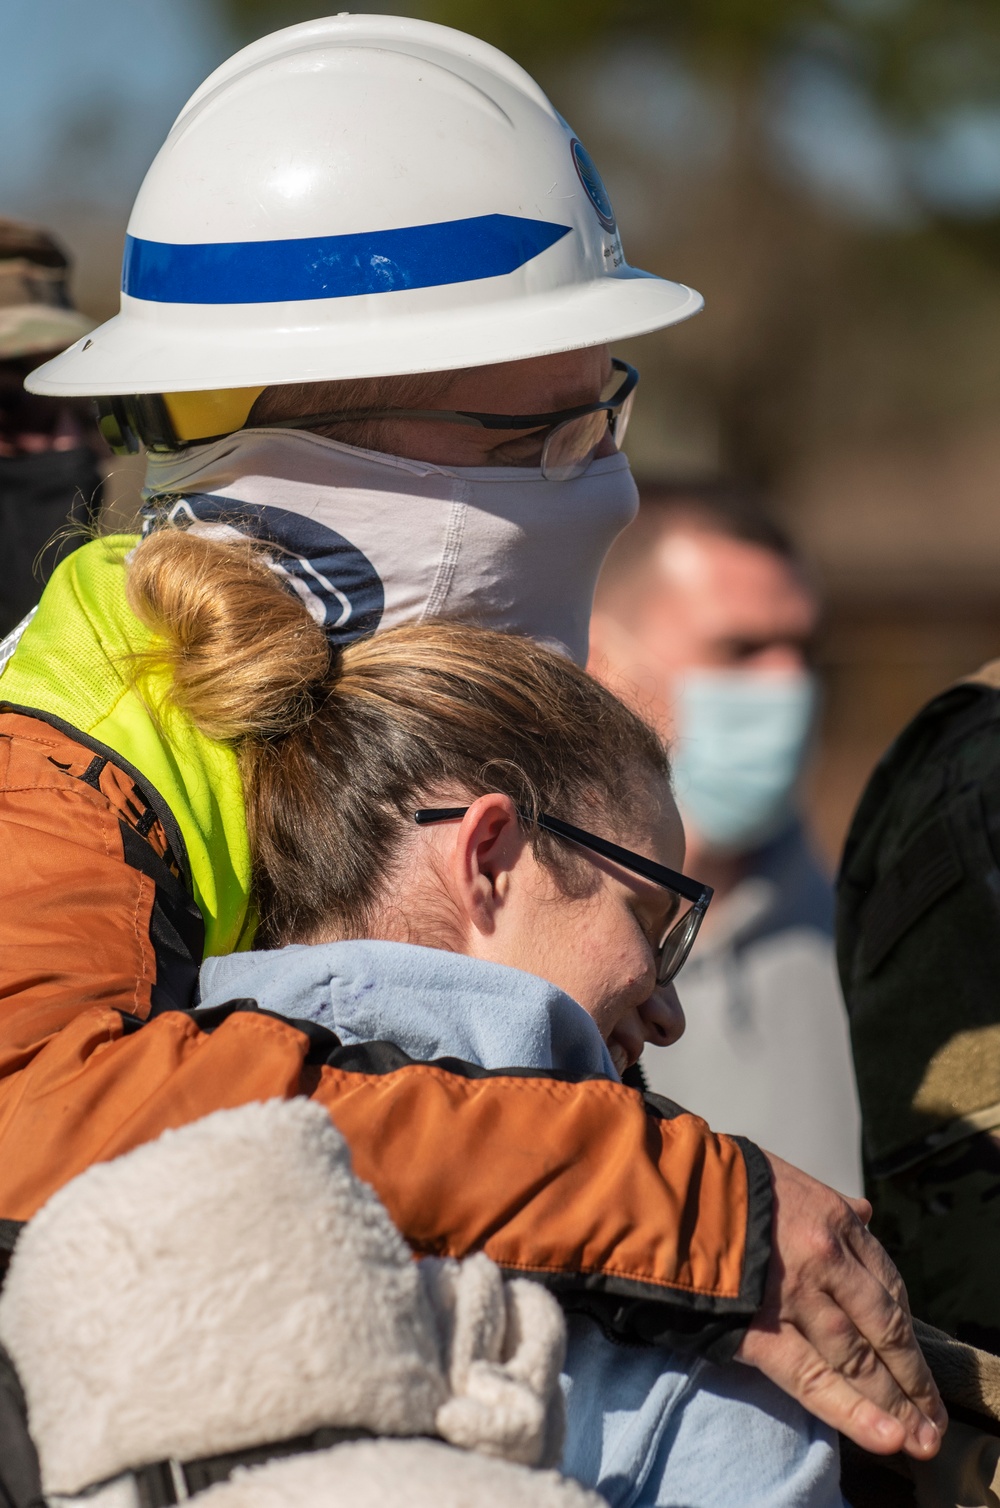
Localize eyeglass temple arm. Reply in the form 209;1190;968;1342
529;811;710;905
414;807;711;907
254;362;636;436
256;407;491;433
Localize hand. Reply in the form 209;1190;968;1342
735;1152;947;1460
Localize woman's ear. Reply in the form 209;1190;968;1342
449;794;525;938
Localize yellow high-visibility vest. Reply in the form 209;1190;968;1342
1;536;254;957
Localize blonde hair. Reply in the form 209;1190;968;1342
127;530;669;946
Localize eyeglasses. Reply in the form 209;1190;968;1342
413;805;712;987
260;359;639;482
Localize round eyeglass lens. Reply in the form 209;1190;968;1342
657;907;702;986
541;408;612;481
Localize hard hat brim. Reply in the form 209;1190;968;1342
25;270;702;397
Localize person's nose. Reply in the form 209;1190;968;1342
639;984;685;1048
747;644;809;674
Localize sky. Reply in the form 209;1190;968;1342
4;0;1000;234
1;0;231;214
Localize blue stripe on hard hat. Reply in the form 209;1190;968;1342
122;215;572;304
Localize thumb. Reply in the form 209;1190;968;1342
845;1195;873;1227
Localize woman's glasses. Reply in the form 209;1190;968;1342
413;805;712;987
259;359;639;482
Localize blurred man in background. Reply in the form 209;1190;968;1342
590;484;862;1195
0;218;100;635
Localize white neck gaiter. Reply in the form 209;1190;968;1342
144;428;638;664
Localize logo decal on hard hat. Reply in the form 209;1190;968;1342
145;496;384;642
122;215;572;306
571;140;616;234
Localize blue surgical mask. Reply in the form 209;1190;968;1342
670;670;817;854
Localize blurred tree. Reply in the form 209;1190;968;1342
219;0;1000;490
222;0;1000;115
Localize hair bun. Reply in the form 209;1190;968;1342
126;528;331;743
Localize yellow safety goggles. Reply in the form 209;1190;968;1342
95;387;265;454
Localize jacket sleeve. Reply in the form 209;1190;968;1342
0;711;771;1360
0;1001;771;1359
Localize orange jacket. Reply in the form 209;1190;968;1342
0;710;771;1358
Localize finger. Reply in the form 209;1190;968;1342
739;1320;935;1459
842;1230;925;1356
791;1293;943;1454
827;1228;947;1432
845;1194;872;1226
817;1270;944;1435
844;1218;903;1293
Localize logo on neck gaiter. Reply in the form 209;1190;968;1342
143;495;385;643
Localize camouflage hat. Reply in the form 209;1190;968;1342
0;218;94;360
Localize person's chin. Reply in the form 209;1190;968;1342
608;1039;630;1077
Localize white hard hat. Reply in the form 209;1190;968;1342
27;13;702;403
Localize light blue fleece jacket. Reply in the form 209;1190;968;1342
200;939;619;1079
199;941;843;1508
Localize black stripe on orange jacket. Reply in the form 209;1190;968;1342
0;710;772;1361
